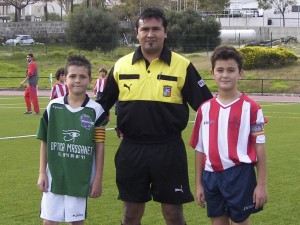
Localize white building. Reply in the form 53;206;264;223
229;0;300;18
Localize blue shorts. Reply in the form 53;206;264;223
115;137;194;204
202;163;262;223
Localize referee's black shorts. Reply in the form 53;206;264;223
115;137;194;204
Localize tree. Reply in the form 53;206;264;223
65;8;120;51
257;0;297;27
43;1;56;21
58;0;74;15
119;0;166;19
41;12;61;21
91;0;107;8
166;8;221;52
3;0;37;21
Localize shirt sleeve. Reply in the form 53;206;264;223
36;111;48;141
250;105;267;144
181;63;213;111
189;109;204;152
50;84;56;100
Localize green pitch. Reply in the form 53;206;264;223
0;95;299;225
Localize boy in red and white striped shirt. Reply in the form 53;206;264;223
50;67;68;100
93;67;107;101
190;45;268;225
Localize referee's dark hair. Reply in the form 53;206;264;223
135;7;168;32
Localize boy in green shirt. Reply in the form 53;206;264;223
37;55;107;224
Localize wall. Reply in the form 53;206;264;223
221;26;300;42
219;17;300;41
0;22;67;40
0;20;300;44
0;21;133;41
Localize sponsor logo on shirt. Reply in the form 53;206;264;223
52;105;63;110
63;130;80;143
203;120;214;125
124;83;132;91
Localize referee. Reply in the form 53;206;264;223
98;7;213;225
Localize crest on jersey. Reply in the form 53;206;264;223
80;114;94;130
229;117;240;130
163;85;172;97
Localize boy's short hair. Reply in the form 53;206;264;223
65;55;92;77
55;67;65;80
211;46;244;71
27;53;34;58
135;7;168;31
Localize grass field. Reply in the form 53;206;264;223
0;95;300;225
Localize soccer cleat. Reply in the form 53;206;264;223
24;110;32;114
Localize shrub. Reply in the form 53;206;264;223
41;13;61;22
166;9;221;53
239;46;298;70
65;8;120;52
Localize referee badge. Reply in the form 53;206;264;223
163;85;172;97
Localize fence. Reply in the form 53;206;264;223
204;78;300;95
1;76;299;95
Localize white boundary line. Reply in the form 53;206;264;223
0;127;117;140
0;135;36;140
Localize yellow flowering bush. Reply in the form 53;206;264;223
238;46;298;70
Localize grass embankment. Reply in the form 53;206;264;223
0;44;300;93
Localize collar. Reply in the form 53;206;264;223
63;94;90;107
132;45;171;66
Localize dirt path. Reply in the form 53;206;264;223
0;89;299;103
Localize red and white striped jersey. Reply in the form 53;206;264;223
93;77;107;93
50;83;68;100
190;93;267;172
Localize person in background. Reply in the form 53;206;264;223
190;45;268;225
50;67;68;100
93;66;108;101
21;53;40;115
98;7;212;225
94;66;110;123
37;55;107;225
